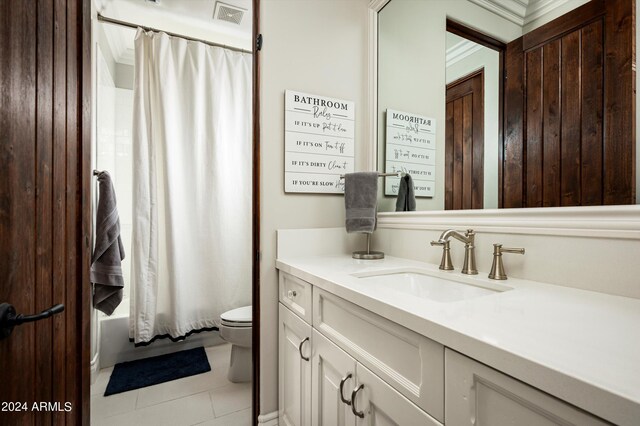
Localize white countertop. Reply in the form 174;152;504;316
276;255;640;426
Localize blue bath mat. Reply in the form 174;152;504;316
104;347;211;396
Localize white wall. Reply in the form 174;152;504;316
259;0;370;416
373;224;640;299
95;48;134;303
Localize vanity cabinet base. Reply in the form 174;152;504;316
445;349;609;426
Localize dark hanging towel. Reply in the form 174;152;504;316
395;173;416;212
91;171;125;315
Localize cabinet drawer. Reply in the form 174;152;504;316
279;272;312;324
445;349;609;426
313;288;444;422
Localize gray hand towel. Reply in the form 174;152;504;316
91;171;125;316
344;172;378;233
395;173;416;212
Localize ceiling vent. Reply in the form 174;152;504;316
213;2;245;25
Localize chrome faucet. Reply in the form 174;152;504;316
430;229;478;275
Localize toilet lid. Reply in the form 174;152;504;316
221;305;252;324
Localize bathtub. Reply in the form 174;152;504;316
97;298;224;368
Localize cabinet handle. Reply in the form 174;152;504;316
298;337;310;361
287;290;297;298
351;384;365;418
339;374;353;405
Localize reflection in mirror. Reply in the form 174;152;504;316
377;0;638;213
445;32;500;210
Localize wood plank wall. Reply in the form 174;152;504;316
0;0;91;424
446;70;485;210
502;0;635;207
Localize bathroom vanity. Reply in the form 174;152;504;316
276;254;640;426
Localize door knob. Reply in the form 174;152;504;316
0;302;65;340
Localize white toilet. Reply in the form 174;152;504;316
219;305;252;383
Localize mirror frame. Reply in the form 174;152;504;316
367;0;640;240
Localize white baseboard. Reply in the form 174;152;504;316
257;410;278;426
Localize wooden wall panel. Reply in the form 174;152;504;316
462;95;473;210
603;0;636;204
503;38;525;208
502;0;634;207
0;1;90;424
52;0;69;422
0;2;38;423
65;0;83;422
445;102;454;210
542;40;562;207
446;70;484;210
525;48;543;207
560;30;582;206
471;81;484;209
35;0;55;423
581;20;604;206
453;98;464;210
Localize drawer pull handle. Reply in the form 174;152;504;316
287;290;297;298
351;384;365;418
339;374;353;405
298;337;310;361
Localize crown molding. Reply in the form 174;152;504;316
468;0;527;26
524;0;571;25
466;0;576;28
446;39;484;68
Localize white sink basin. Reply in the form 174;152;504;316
353;268;512;303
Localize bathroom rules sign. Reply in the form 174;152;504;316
384;108;436;197
284;90;355;194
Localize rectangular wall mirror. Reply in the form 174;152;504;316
376;0;637;213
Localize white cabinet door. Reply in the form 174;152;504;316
445;349;609;426
354;363;442;426
313;287;444;421
279;303;312;426
312;330;357;426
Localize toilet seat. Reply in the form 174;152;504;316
220;305;252;328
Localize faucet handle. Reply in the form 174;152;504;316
430;239;454;270
488;244;525;280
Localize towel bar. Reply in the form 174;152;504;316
339;172;400;179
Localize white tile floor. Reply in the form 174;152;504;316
90;343;251;426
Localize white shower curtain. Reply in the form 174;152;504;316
130;29;252;344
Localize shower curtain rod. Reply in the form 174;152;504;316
96;14;253;55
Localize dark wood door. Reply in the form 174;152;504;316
445;69;484;210
0;1;91;424
502;0;635;207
